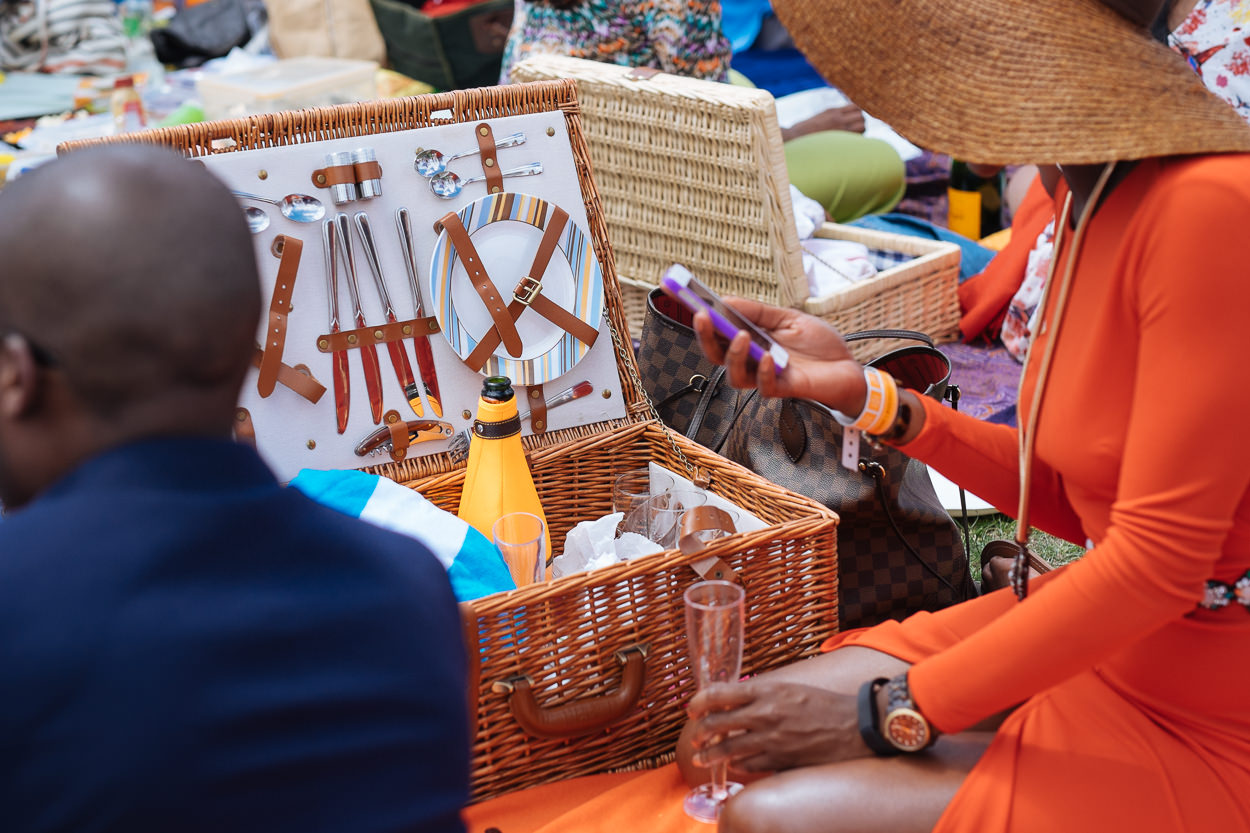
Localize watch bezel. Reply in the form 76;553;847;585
882;706;932;752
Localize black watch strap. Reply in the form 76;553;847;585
857;677;900;757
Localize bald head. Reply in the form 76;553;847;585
0;145;261;423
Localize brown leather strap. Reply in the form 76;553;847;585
462;206;573;371
529;292;601;346
474;122;503;194
250;348;327;404
353;159;382;183
315;316;440;352
233;407;256;448
680;505;741;584
473;414;521;440
495;645;647;739
384;410;409;462
526;384;547;433
438;211;524;358
257;235;303;398
311;164;358;189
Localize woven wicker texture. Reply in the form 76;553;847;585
771;0;1250;165
60;83;839;803
409;420;837;802
511;56;806;326
804;223;960;361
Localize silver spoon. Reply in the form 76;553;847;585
414;131;527;177
430;162;545;199
232;190;326;223
243;206;270;234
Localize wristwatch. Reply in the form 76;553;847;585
858;673;938;755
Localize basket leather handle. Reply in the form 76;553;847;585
493;645;648;738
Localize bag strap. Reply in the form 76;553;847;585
1010;161;1116;599
844;328;933;347
686;366;730;442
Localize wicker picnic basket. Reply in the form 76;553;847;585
510;55;961;358
60;80;839;803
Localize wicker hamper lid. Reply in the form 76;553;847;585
510;55;807;310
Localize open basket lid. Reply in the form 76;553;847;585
511;55;807;310
56;81;658;482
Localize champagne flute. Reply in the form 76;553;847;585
683;580;746;822
493;512;546;587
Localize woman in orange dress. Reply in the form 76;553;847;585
682;0;1250;830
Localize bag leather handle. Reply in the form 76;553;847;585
492;645;648;739
844;328;933;346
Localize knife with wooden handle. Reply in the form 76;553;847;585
353;211;422;417
396;207;444;418
335;212;384;425
321;219;351;434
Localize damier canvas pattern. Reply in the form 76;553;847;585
638;290;745;449
723;397;975;628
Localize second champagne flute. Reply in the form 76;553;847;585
684;580;746;822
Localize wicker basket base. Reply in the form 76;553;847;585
402;420;838;803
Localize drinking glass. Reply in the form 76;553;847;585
612;468;672;516
493;512;546;587
683;580;746;822
643;489;707;550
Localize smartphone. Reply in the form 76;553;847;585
659;264;788;374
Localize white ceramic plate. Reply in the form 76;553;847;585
428;192;604;384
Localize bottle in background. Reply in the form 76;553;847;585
947;160;1005;240
111;75;147;134
117;0;165;87
458;376;552;567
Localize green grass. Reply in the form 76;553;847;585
961;513;1086;575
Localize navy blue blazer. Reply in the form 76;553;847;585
0;438;469;833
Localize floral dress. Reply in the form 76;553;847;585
498;0;731;83
1169;0;1250;121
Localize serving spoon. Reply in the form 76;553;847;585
429;162;544;199
414;131;527;177
232;190;326;223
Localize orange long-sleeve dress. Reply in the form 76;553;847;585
463;154;1250;833
830;153;1250;831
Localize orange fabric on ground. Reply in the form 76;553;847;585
848;155;1250;831
464;765;702;833
957;175;1054;341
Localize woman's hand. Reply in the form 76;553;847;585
692;298;866;414
686;679;871;773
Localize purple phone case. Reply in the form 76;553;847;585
660;274;781;372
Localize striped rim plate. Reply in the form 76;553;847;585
428;192;604;385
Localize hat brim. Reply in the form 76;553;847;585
771;0;1250;164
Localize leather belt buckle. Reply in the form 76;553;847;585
514;275;542;306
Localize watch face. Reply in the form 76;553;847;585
884;708;931;752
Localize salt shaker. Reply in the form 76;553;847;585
325;150;358;205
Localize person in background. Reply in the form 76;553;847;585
0;145;471;833
498;0;731;84
682;0;1250;830
501;0;906;222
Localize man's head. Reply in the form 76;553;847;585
0;145;261;508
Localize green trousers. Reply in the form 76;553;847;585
783;130;906;223
728;69;906;223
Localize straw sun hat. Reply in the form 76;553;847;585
770;0;1250;164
